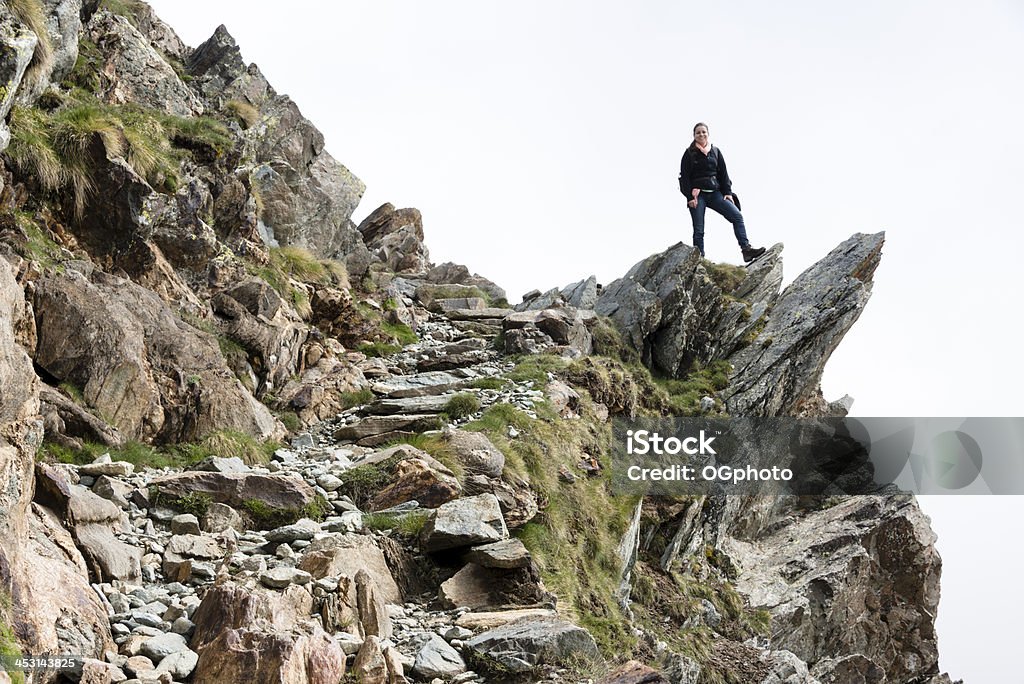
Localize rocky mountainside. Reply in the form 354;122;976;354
0;2;960;684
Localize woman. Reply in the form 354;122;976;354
679;122;766;262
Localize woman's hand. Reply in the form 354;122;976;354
724;195;734;204
687;198;698;208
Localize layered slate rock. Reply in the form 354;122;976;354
722;233;884;416
150;471;316;511
726;495;941;683
595;242;775;377
464;615;600;673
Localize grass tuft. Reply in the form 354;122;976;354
338;388;375;410
37;431;281;470
5;101;231;219
443;393;480;420
357;341;401;358
654;360;731;417
703;260;748;295
504;354;570;385
225;99;260;128
363;510;429;539
241;494;331;529
97;0;148;26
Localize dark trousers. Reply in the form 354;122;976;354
688;190;750;256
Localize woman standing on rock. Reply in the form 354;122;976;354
679;122;766;262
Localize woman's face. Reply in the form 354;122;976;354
694;126;709;144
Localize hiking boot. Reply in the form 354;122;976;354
742;246;766;263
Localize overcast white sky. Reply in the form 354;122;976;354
148;2;1023;680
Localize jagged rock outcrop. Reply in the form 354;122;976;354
85;10;203;116
517;275;599;312
186;25;369;269
723;232;884;415
726;495;941;683
595;242;774;376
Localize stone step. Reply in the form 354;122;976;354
450;321;504;336
371;370;477;398
445;307;514;321
364;395;453;416
333;414;441;446
417;350;497;373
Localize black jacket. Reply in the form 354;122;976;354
679;144;733;198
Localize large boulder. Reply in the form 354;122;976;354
420;493;509;552
422;262;507;304
298;533;402;605
190;581;344;683
411;633;465;679
192;623;345;684
357;203;430;274
32;267;282;443
439;561;552;610
367;455;461;511
596;661;669;684
503;307;594;357
150;471;316;511
441;429;505;478
69;488;143;582
211;279;309;395
464;615;600;673
142;181;221;275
